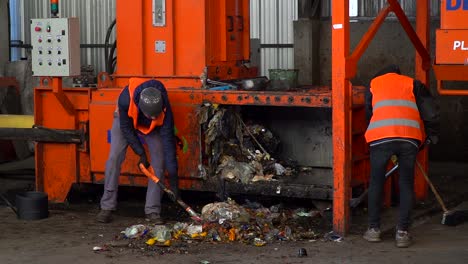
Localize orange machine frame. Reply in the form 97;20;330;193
434;0;468;95
34;0;431;235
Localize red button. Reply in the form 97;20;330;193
38;38;42;43
35;26;41;32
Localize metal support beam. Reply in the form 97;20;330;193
388;0;431;71
51;77;76;116
414;0;430;200
347;5;391;78
332;0;351;236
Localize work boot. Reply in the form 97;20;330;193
395;230;412;248
96;209;112;223
145;213;164;225
363;228;382;242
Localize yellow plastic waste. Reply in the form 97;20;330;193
146;238;156;246
173;230;183;239
228;228;236;241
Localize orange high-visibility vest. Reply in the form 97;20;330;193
126;78;165;135
365;73;424;143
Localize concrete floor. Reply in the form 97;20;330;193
0;161;467;264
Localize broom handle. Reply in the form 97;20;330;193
416;161;448;212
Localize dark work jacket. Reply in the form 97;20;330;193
117;80;178;177
365;65;440;140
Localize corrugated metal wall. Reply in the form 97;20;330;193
321;0;440;17
17;0;115;73
250;0;298;77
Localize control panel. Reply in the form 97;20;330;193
31;18;80;76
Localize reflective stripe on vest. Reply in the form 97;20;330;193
126;78;165;135
367;118;420;130
365;73;424;143
373;99;418;111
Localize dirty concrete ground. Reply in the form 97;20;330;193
0;161;468;264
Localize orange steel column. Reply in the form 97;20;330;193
332;0;352;235
414;0;430;200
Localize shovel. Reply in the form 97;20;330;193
138;164;202;222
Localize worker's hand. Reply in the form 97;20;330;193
166;189;177;202
426;135;439;145
138;154;150;169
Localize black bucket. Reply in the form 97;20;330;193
15;192;49;220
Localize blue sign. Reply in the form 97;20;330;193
446;0;468;10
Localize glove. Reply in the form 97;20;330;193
138;154;150;169
426;135;439;145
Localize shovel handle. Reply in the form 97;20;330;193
139;163;160;184
416;161;448;212
139;163;202;222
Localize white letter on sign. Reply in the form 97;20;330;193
463;41;468;51
454;41;462;50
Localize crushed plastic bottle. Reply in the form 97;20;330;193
122;224;148;239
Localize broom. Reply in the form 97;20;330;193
416;161;468;226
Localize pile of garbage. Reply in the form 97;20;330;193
199;105;296;184
96;199;326;253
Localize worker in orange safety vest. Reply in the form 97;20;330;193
362;65;439;248
96;78;178;224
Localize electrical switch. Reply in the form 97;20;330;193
35;26;42;32
46;25;51;32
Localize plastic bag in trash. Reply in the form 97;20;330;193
173;222;189;232
149;225;172;242
201;200;250;223
121;224;148;239
186;224;203;235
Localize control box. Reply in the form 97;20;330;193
31;18;80;76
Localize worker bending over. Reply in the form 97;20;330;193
96;78;178;224
363;65;439;248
